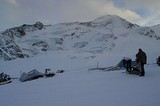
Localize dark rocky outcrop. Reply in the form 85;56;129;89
0;22;44;61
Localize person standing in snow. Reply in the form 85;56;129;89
123;57;132;72
136;49;147;76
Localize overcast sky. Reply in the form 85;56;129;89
0;0;160;31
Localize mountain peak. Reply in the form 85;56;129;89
91;15;139;29
93;15;122;22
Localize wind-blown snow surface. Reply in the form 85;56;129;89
0;15;160;106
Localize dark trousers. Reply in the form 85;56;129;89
140;63;145;76
123;59;132;72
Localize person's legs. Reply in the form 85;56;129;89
140;63;145;76
123;59;126;68
128;59;132;71
126;60;129;72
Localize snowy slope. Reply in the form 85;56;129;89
0;15;160;106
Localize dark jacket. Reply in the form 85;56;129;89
136;49;147;64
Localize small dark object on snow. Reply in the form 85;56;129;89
56;70;64;73
44;69;55;77
0;73;12;85
157;56;160;66
129;67;141;75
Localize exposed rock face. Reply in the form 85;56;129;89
0;37;23;60
0;22;44;61
32;41;48;51
137;27;160;40
34;22;44;30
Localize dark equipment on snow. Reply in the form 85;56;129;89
44;69;55;77
56;70;64;73
0;73;12;85
157;56;160;66
128;66;141;75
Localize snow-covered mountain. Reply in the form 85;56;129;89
0;15;160;61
